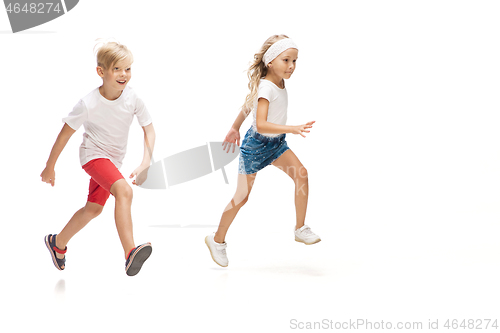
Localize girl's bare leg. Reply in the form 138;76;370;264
214;173;257;243
272;149;308;230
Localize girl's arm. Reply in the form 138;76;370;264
222;107;250;153
130;123;155;186
231;107;249;132
255;98;315;137
40;123;76;186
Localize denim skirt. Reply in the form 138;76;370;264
238;126;290;175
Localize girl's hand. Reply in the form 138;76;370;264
130;164;149;186
222;127;240;153
40;167;56;187
291;121;316;138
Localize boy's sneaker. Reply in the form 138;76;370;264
125;243;152;276
295;225;321;245
205;233;228;267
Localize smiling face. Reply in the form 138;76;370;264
266;48;298;86
97;58;132;99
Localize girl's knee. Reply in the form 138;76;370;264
292;165;308;183
233;193;250;207
298;166;308;180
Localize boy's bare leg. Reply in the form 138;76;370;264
214;173;257;244
110;179;135;258
52;201;104;268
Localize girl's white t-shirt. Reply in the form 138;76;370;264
63;86;152;169
251;79;288;137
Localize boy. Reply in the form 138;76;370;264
41;41;155;276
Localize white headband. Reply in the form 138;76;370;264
263;38;298;66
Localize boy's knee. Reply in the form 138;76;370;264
112;180;133;201
84;203;103;219
118;185;133;201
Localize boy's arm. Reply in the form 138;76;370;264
40;123;76;186
130;123;155;186
141;123;155;166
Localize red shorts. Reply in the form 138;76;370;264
82;158;125;206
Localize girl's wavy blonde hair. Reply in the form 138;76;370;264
242;34;289;115
93;38;134;70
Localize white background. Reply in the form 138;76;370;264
1;1;499;332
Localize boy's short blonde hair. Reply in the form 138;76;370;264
95;41;133;69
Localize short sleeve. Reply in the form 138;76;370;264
63;99;87;130
134;97;152;127
258;83;275;102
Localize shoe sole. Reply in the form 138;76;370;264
205;236;228;267
44;235;63;270
126;243;152;276
295;237;321;245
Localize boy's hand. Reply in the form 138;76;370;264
222;127;240;153
40;167;56;187
130;164;149;186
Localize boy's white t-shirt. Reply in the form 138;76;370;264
251;79;288;137
63;86;152;169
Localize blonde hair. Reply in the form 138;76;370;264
242;34;289;115
94;39;134;70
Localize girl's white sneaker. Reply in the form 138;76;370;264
294;225;321;245
205;233;229;267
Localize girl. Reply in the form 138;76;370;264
205;34;321;267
